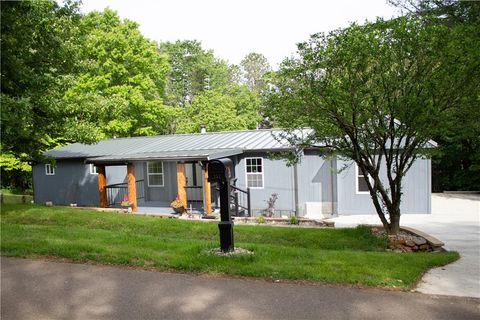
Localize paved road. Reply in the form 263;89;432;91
329;193;480;298
1;257;479;320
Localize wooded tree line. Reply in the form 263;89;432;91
0;0;271;189
266;0;479;233
1;0;478;196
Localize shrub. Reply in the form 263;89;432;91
256;216;266;224
289;216;299;225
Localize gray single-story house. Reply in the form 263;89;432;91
32;129;432;217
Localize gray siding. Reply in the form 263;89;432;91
33;160;99;206
33;154;431;216
234;152;336;217
296;151;336;216
235;153;295;216
336;158;431;214
33;162;141;207
143;161;178;203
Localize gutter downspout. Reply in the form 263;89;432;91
293;163;299;217
331;158;335;216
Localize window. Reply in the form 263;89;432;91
89;164;98;175
246;157;264;188
45;164;55;175
147;161;164;187
356;164;371;194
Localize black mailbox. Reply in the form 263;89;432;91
208;158;232;183
207;158;234;252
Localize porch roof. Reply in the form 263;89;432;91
85;148;244;164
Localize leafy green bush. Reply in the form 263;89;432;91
289;216;299;225
256;216;266;224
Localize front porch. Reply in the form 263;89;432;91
97;161;214;214
94;161;249;217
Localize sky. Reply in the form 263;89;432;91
79;0;399;68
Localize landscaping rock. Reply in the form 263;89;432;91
414;237;427;246
206;247;254;256
405;240;416;247
380;228;436;253
419;244;430;251
233;216;333;227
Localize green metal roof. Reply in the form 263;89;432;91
45;129;313;162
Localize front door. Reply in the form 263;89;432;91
184;162;203;204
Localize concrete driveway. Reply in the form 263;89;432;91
328;193;480;298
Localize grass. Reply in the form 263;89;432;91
1;204;459;289
0;191;33;204
1;188;33;195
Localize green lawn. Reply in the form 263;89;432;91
1;204;459;289
1;189;33;204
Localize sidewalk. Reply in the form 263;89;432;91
327;193;480;298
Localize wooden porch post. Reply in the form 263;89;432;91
127;163;137;212
203;162;212;216
176;162;187;207
97;165;107;208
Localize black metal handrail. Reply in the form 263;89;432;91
105;179;145;207
230;185;251;217
214;183;251;217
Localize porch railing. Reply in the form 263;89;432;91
105;179;145;207
230;185;251;217
185;184;250;216
213;184;251;217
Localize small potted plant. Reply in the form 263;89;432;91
121;195;132;212
170;196;185;214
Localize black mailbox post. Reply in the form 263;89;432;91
208;159;234;252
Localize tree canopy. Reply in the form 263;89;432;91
1;0;81;188
62;8;173;140
1;2;173;188
160;40;231;107
176;85;261;133
266;12;479;233
3;0;476;201
0;1;268;190
240;52;271;92
387;0;480;191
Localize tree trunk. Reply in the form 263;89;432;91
371;193;401;235
386;205;401;235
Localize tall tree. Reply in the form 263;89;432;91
62;9;173;140
176;90;245;133
389;0;480;191
240;52;273;128
240;52;271;92
1;0;81;189
1;3;174;189
160;40;230;107
176;85;261;133
267;16;478;234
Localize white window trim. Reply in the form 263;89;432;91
245;157;264;189
89;164;98;175
45;164;55;175
355;164;372;194
147;161;164;187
